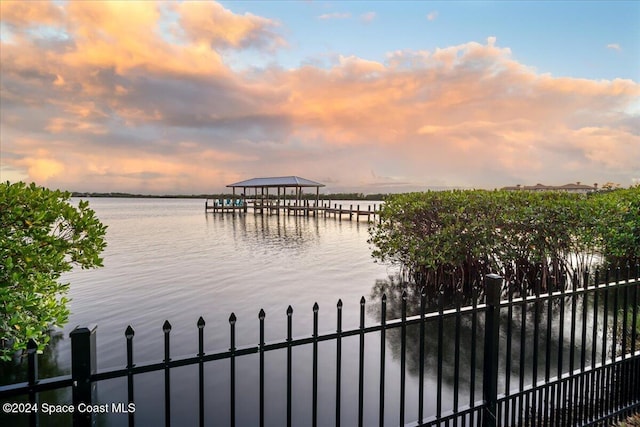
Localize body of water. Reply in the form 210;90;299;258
3;198;422;426
60;198;393;369
1;198;611;426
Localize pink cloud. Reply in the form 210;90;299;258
175;1;284;50
0;0;64;30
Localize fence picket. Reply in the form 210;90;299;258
258;309;265;427
286;305;293;427
379;294;386;427
436;290;444;421
312;303;319;427
335;300;342;427
125;325;135;427
162;320;172;427
27;339;38;427
400;290;407;426
229;313;236;427
358;296;365;427
418;287;426;424
197;317;205;427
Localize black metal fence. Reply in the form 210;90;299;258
1;268;639;427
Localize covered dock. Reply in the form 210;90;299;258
205;176;324;214
205;176;380;221
231;176;324;212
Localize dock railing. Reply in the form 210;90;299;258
205;198;382;221
2;269;640;426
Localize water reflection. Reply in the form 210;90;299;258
0;332;75;427
0;332;67;385
206;212;322;252
368;273;609;404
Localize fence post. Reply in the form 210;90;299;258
27;339;39;427
70;324;97;427
483;274;502;427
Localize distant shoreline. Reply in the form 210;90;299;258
71;192;389;201
71;192;211;199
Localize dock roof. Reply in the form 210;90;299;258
227;176;325;188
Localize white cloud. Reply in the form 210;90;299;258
318;12;351;20
427;11;438;21
607;43;622;51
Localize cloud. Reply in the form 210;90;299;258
360;12;376;23
318;12;351;20
46;117;108;134
607;43;622;51
427;11;438;21
1;3;639;193
0;0;65;30
13;148;65;183
175;1;284;50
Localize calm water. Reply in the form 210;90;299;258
59;198;394;368
1;198;608;427
2;198;425;426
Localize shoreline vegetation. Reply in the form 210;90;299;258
369;187;640;295
1;182;106;360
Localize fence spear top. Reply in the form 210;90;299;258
337;299;343;308
401;289;407;300
382;293;387;302
360;296;366;305
162;320;172;333
287;305;293;316
229;313;236;324
197;317;205;328
125;325;135;339
313;302;319;312
259;308;266;320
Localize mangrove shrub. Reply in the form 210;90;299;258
368;187;639;293
0;182;107;361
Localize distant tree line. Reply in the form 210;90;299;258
72;192;389;201
299;192;388;201
368;187;640;296
70;192;212;199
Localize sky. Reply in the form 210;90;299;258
1;1;639;194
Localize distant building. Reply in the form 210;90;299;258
501;182;598;194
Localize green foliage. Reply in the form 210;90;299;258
591;186;640;266
369;188;640;292
0;182;106;361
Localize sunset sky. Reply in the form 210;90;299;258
1;1;639;194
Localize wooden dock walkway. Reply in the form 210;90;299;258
205;199;381;222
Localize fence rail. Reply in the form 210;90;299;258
1;268;639;427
